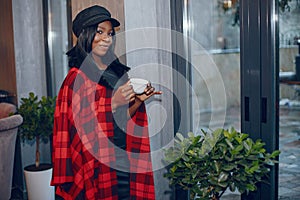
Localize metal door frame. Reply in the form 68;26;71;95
240;0;279;199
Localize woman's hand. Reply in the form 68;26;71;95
127;83;162;117
111;81;135;111
135;83;162;102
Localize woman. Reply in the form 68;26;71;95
51;5;161;200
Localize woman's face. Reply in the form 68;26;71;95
92;21;114;57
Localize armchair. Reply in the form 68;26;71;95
0;103;23;200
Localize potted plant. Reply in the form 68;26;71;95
163;128;280;200
18;92;56;200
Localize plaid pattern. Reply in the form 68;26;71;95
51;68;155;200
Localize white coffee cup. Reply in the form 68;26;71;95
130;78;149;94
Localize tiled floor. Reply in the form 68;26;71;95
278;107;300;200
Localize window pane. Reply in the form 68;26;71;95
185;0;240;139
279;1;300;199
188;0;240;51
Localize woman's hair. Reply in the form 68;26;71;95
67;24;117;68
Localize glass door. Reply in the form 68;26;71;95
183;1;241;198
278;1;300;199
181;0;296;199
44;0;70;96
184;0;241;134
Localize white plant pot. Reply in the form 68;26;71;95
24;164;54;200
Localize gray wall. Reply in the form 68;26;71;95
12;0;51;190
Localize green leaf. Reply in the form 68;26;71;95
223;129;231;138
208;178;218;186
213;128;224;140
247;155;258;161
218;172;229;182
184;162;192;168
240;133;249;140
176;132;184;142
243;140;250;151
231;144;244;154
246;138;254;149
222;164;236;171
217;181;228;188
192;172;197;179
181;154;189;161
224;127;238;139
170;165;177;173
246;184;257;191
187;132;194;138
225;155;233;162
225;138;234;149
214;161;221;173
270;150;281;158
249;164;260;173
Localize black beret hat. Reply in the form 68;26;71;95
72;5;120;37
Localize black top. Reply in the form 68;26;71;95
113;108;130;200
113;107;130;171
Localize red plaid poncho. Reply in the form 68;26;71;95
51;67;155;200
